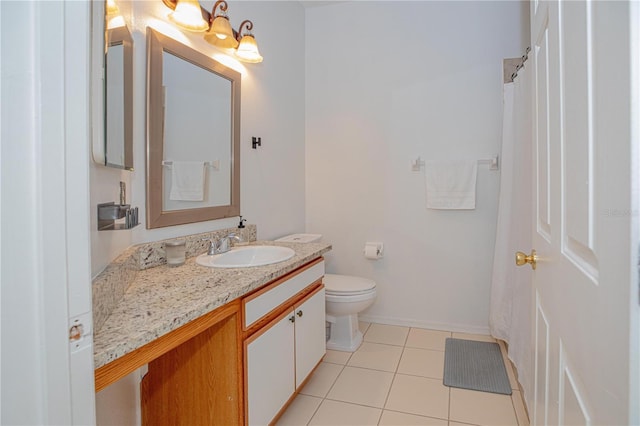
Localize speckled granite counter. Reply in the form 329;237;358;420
93;240;331;369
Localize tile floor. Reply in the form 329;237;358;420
276;323;529;426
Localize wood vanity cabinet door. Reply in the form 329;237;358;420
141;305;242;426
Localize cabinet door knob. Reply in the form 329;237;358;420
296;310;303;317
289;316;295;323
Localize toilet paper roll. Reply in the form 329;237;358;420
364;242;384;260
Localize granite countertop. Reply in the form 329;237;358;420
93;241;331;369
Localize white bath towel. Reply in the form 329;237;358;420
424;160;478;209
169;161;206;201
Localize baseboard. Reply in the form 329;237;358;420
358;314;491;336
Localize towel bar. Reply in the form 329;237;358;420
411;156;499;172
477;156;499;171
162;160;220;171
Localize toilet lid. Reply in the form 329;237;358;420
323;273;376;295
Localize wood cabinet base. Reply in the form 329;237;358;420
141;302;243;426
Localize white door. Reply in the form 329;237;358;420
529;1;638;424
294;287;326;388
1;1;95;424
246;310;296;425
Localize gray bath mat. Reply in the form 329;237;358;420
443;338;512;395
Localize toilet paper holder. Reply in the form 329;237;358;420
364;242;384;259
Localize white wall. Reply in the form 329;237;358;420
93;1;306;422
90;0;135;277
305;1;529;333
96;369;142;426
90;0;306;277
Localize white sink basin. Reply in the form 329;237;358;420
196;246;295;268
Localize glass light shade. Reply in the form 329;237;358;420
204;30;239;49
210;16;234;40
168;0;209;32
235;35;263;63
106;0;120;15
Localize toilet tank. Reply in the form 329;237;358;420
275;234;322;243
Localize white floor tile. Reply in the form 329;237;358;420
449;388;518;426
299;362;343;398
324;349;352;365
347;342;403;372
363;323;410;346
397;347;445;379
327;366;394;408
359;321;371;335
385;374;449;420
405;328;451;351
309;399;381;426
275;394;322;426
379;410;448;425
276;324;525;426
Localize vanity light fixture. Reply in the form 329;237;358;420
166;0;209;32
162;0;263;63
235;20;263;63
204;5;239;50
209;3;234;41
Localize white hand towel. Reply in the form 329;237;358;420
424;160;478;210
169;161;206;201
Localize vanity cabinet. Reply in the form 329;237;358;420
243;259;326;425
95;256;328;426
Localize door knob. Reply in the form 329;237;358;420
515;249;537;270
297;310;303;317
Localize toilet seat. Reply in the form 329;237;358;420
324;273;376;296
326;291;376;304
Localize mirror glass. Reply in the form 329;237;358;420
161;51;232;211
105;24;134;169
90;0;134;170
146;28;241;229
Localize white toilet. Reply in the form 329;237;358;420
275;234;377;352
323;273;377;351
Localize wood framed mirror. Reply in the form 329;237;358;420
146;28;241;229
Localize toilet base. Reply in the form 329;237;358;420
326;313;363;352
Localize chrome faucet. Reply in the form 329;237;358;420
207;233;244;255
